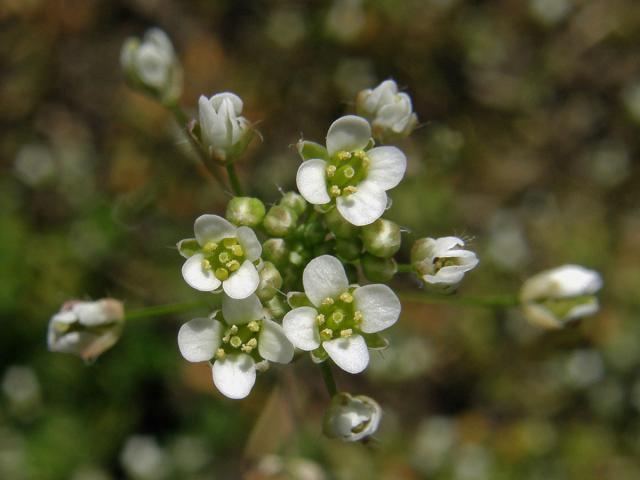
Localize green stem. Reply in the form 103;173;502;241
226;163;244;196
124;300;210;321
399;292;520;309
318;361;338;397
165;102;229;190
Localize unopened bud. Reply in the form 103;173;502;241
263;205;298;237
361;218;401;258
225;197;266;227
324;207;358;239
362;254;397;282
279;191;307;216
265;295;288;320
336;237;362;261
256;262;283;301
262;238;289;266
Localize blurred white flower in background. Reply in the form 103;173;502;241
120;435;170;480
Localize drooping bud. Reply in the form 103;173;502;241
262;238;289;266
47;298;125;361
256;262;283;302
411;236;478;290
198;92;253;162
322;393;382;442
520;265;603;329
120;28;183;104
356;79;417;142
362;254;397;282
324;207;358;239
225;197;266;227
279;191;308;216
263;205;298;237
361;218;401;258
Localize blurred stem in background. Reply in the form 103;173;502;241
319;361;338;397
124;300;212;321
399;291;520;309
226;163;244;196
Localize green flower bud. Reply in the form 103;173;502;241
304;221;327;245
262;238;289;266
324;207;358;239
279;191;307;216
288;242;310;267
256;262;283;301
263;205;298;237
265;295;288;320
362;254;397;282
313;239;336;257
225;197;266;227
361;219;401;258
344;263;359;284
336;238;362;261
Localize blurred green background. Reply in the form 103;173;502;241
2;0;640;479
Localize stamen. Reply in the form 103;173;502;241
354;310;363;324
329;185;341;197
203;241;218;253
343;186;358;195
316;314;325;326
337;151;352;161
321;297;335;306
201;259;212;270
223;238;237;248
246;338;258;348
353;150;366;159
229;325;239;335
240;344;252;353
326;165;337;177
320;328;333;340
247;321;260;332
215;348;226;359
340;328;353;338
339;292;353;303
215;267;229;281
230;336;242;348
226;260;240;272
230;245;244;257
362;156;370;168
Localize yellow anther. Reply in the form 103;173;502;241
329;185;341;197
223;238;237;248
326;165;337;177
343;186;358;195
226;260;241;272
337;151;352;161
340;328;353;338
203;241;218;253
230;336;242;348
222;334;230;344
321;328;333;340
201;259;212;270
362;156;370;168
231;244;244;257
339;292;353;303
215;348;226;359
229;325;238;335
354;310;363;324
247;321;260;332
343;166;355;179
321;297;335;306
331;311;344;324
218;252;231;263
316;314;325;326
215;267;229;281
240;344;252;353
353;150;366;159
246;338;258;348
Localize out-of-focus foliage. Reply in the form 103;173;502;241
1;0;639;478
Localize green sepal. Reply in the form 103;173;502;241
311;348;328;363
177;238;200;258
297;140;329;161
287;292;313;309
362;333;389;350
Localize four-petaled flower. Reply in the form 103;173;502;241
178;294;294;399
178;214;262;299
411;236;479;288
296;115;407;226
283;255;401;374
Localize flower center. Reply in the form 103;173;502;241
432;256;461;273
314;289;363;341
325;150;370;198
215;320;262;360
536;295;596;319
200;237;246;281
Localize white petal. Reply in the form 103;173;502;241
282;307;321;351
222;260;260;299
210;92;243;115
222;293;263;325
236;226;262;261
259;319;294;364
296;159;330;205
177;317;222;362
366;146;407;190
198;96;218;149
323;335;369;374
212;354;256;399
336;180;387;226
194;214;237;246
353;284;401;333
326;115;371;156
182;254;221;291
302;255;349;307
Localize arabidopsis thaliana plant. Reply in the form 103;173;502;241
520;264;603;329
283;255;400;373
178;294;294;399
178;214;261;299
411;236;479;288
47;298;125;361
120;28;182;103
198;92;252;162
323;392;382;442
296;115;407;226
356;80;417;142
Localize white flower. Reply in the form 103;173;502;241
198;92;252;162
178;214;262;299
411;237;479;288
356;80;417;142
282;255;400;374
296;115;407;226
47;298;125;361
520;265;603;329
177;294;294;399
120;28;182;103
322;392;382;442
